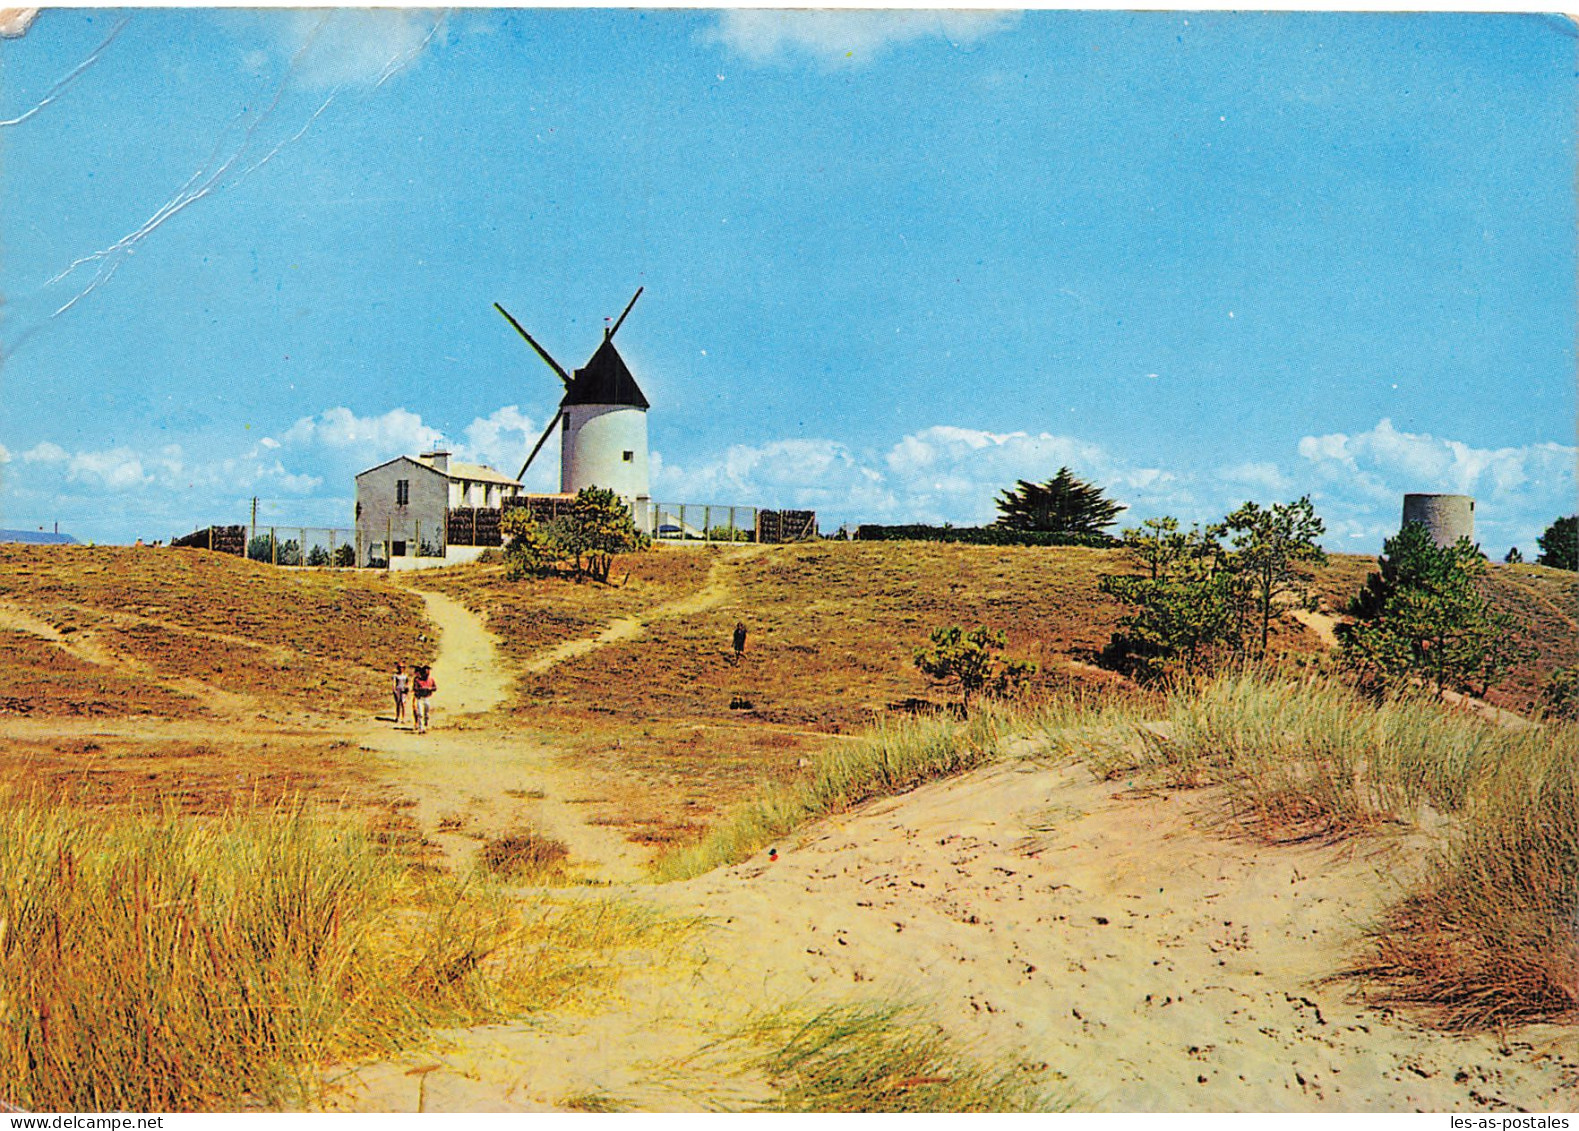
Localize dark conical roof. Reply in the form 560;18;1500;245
560;337;649;410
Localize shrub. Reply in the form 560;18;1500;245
305;545;331;567
913;626;1036;711
333;544;357;568
500;488;648;583
1339;524;1527;697
854;525;1116;548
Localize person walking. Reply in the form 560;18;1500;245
731;621;747;664
392;661;410;725
411;664;437;734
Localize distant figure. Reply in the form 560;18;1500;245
732;621;747;663
412;664;437;733
391;661;409;725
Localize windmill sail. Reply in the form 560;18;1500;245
494;302;572;388
518;410;562;481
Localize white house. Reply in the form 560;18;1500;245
354;450;522;568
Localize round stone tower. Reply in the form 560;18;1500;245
1401;493;1475;547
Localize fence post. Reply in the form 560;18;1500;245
680;504;687;539
704;505;712;542
386;517;392;569
271;527;277;566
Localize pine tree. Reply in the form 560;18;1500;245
1536;515;1577;571
993;468;1124;534
1340;523;1525;696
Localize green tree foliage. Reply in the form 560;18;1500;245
500;510;570;580
500;488;649;584
565;486;648;583
333;544;357;568
305;545;331;567
1504;546;1524;564
1536;515;1577;571
1219;496;1327;656
246;535;299;565
1339;523;1526;696
1102;523;1243;681
993;467;1124;535
912;626;1037;711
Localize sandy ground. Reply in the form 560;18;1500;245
324;591;1579;1113
5;564;1574;1112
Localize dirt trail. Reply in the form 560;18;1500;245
336;749;1579;1112
344;588;648;880
523;546;765;674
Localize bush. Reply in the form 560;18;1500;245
501;488;648;584
854;525;1117;547
305;545;331;567
1339;523;1527;697
912;626;1037;711
333;544;357;568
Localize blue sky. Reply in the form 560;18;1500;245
1;9;1574;554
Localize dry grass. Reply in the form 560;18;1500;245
0;545;436;717
0;733;372;815
652;710;1005;882
479;829;571;881
734;1002;1058;1112
0;795;680;1111
1097;670;1579;1028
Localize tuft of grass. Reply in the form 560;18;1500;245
0;795;676;1111
740;1002;1058;1112
651;711;1005;882
1098;669;1578;1028
479;829;570;881
1344;722;1578;1029
1133;671;1530;842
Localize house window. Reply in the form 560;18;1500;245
392;540;407;557
395;479;410;506
622;450;634;462
562;415;570;432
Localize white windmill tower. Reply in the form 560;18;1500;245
494;288;652;525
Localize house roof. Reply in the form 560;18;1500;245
412;456;520;485
355;454;520;486
561;337;650;410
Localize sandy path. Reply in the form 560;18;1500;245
334;747;1579;1112
523;546;765;674
345;589;649;880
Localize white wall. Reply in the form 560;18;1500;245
561;403;650;502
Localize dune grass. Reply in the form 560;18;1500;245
651;710;1006;882
739;1002;1058;1112
1099;670;1578;1027
0;796;675;1111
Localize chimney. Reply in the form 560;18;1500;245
422;450;450;473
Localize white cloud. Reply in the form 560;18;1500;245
22;441;67;464
279;406;444;457
707;10;1018;67
1219;461;1292;494
273;9;444;90
653;424;1191;528
1297;418;1577;553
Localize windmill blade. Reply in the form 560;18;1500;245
494;302;572;388
608;286;644;339
518;410;562;481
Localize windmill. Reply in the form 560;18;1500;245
494;288;652;515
